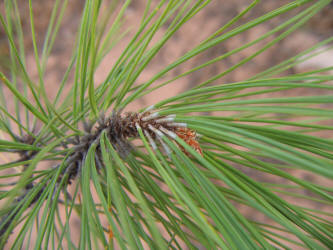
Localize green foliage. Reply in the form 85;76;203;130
0;0;333;249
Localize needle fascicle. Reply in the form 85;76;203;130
143;105;155;113
159;126;177;139
155;114;176;123
148;124;164;138
144;129;157;151
166;122;187;128
147;124;171;155
141;112;159;121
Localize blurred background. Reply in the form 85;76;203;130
1;0;333;107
